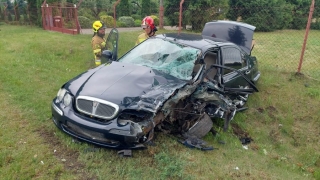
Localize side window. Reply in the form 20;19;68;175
222;47;246;75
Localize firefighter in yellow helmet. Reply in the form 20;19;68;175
135;16;158;45
91;20;107;66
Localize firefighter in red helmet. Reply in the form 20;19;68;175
91;20;107;66
135;16;158;45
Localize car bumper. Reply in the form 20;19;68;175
51;100;148;149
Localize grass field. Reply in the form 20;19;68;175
0;24;320;180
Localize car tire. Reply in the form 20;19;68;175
185;113;213;138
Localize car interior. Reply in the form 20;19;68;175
192;51;218;81
203;52;218;80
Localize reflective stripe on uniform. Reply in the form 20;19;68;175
138;38;146;43
101;42;106;48
135;37;146;45
93;49;101;54
95;59;101;66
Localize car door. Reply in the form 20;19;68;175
221;46;250;88
106;28;119;61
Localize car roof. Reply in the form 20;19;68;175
155;33;235;52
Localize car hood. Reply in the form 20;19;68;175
64;62;187;112
202;20;256;54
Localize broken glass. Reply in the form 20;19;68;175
119;38;201;80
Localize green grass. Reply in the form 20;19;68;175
0;24;320;180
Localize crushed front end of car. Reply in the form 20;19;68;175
51;38;201;149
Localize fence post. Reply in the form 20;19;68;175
41;0;47;29
179;0;185;34
4;4;7;22
14;4;18;21
297;0;315;73
113;0;121;28
74;5;80;34
159;0;164;29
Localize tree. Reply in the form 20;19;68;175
131;0;141;15
19;0;28;18
26;0;40;26
117;0;130;16
164;0;228;31
149;0;158;15
141;0;150;17
6;0;14;21
80;0;113;19
227;0;293;31
286;0;315;29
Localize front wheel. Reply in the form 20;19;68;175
185;113;213;138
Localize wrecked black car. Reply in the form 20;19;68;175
51;20;260;149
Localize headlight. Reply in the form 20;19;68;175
63;93;72;106
56;88;73;106
57;88;67;102
118;119;130;126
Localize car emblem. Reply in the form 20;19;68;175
93;101;98;108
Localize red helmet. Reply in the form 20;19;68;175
141;16;155;30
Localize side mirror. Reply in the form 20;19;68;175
101;50;113;64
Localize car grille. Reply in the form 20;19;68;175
76;96;119;120
65;121;119;145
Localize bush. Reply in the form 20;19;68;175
64;21;76;29
116;21;126;27
131;14;142;21
100;15;114;28
98;11;108;17
134;19;141;27
163;17;170;26
78;9;95;20
311;20;320;30
78;16;91;28
290;17;307;30
150;15;159;26
118;16;135;27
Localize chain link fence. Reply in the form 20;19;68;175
160;4;319;80
1;2;319;79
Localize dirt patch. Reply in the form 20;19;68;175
36;126;97;180
231;123;253;145
269;128;281;144
256;106;278;119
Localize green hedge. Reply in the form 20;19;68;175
116;21;126;27
134;19;141;27
150;15;159;26
118;16;135;27
100;15;114;28
78;16;91;28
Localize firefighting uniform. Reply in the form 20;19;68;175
91;35;107;66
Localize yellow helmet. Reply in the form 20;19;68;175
92;20;107;33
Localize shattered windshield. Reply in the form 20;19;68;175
118;38;201;80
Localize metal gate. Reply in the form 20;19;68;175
41;1;80;35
